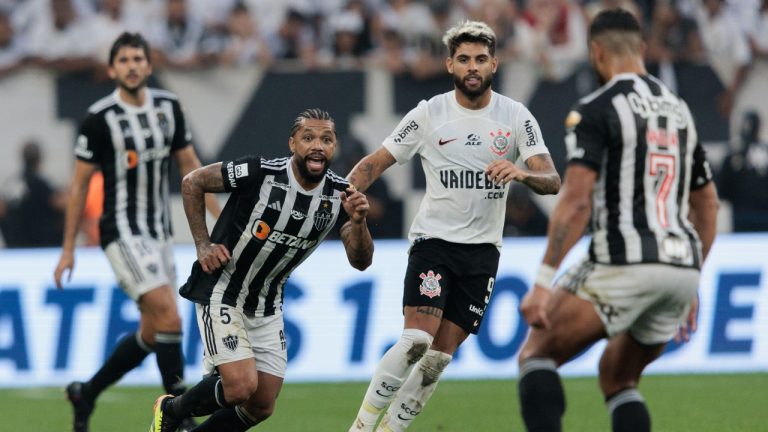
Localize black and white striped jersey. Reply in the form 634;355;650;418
180;156;350;317
565;73;713;268
74;88;191;248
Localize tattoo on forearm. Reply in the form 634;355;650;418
182;176;210;246
340;221;374;268
416;306;443;318
523;154;560;195
523;174;560;195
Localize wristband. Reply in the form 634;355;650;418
534;264;557;288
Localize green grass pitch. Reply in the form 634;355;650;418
5;374;766;431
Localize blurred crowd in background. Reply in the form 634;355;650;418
0;0;767;247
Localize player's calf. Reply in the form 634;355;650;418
518;357;565;432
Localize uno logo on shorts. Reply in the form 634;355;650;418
252;220;271;240
419;270;442;298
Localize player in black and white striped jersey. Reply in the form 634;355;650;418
53;32;220;432
148;108;374;432
517;10;720;432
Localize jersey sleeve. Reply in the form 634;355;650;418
690;143;713;190
382;101;428;164
221;155;262;192
514;105;550;162
171;99;192;151
74;113;106;164
564;104;606;172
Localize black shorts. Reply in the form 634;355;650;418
403;238;500;334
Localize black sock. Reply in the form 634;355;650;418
155;332;186;396
86;332;151;400
191;407;257;432
607;388;650;432
169;375;230;418
518;358;565;432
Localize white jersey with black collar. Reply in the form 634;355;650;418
383;90;550;247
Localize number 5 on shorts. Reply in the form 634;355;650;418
220;307;231;324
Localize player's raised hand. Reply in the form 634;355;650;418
197;242;231;273
341;186;369;224
520;284;552;329
53;251;75;289
485;159;526;185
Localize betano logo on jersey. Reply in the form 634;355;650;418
122;146;170;170
626;92;686;126
251;219;318;249
392;120;419;143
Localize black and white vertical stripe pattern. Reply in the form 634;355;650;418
90;89;180;246
205;157;348;317
579;74;704;267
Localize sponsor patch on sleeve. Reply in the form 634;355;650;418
235;163;249;178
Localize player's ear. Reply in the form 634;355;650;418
446;56;453;74
288;136;296;155
107;66;117;80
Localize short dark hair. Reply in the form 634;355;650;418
589;8;642;40
109;32;151;65
290;108;336;137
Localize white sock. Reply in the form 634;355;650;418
377;349;452;432
349;329;433;432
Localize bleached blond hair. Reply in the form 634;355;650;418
442;20;497;57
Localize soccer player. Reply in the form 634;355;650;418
149;108;374;431
53;32;220;432
517;9;719;432
347;21;561;432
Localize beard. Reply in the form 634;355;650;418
116;75;148;95
294;153;329;184
453;73;493;100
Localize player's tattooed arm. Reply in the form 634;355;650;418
541;164;595;268
340;188;374;270
181;163;225;247
346;147;396;192
522;154;561;195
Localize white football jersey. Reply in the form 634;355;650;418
384;90;550;247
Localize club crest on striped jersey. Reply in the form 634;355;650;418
489;129;511;156
419;270;442;298
222;334;239;352
156;111;171;139
314;199;333;231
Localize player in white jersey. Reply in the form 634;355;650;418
347;21;561;432
517;10;719;432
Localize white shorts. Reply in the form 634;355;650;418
103;237;176;301
556;258;700;345
195;303;287;379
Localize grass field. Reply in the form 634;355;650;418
5;374;767;431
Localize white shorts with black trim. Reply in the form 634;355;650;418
556;258;700;345
195;303;287;379
103;236;176;301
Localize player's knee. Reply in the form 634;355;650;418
242;398;275;422
400;329;434;365
222;376;259;405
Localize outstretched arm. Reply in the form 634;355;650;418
346;147;396;192
181;162;230;273
485;153;561;195
339;187;374;271
520;164;595;328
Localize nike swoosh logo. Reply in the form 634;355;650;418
438;138;457;145
398;414;414;421
375;390;391;397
